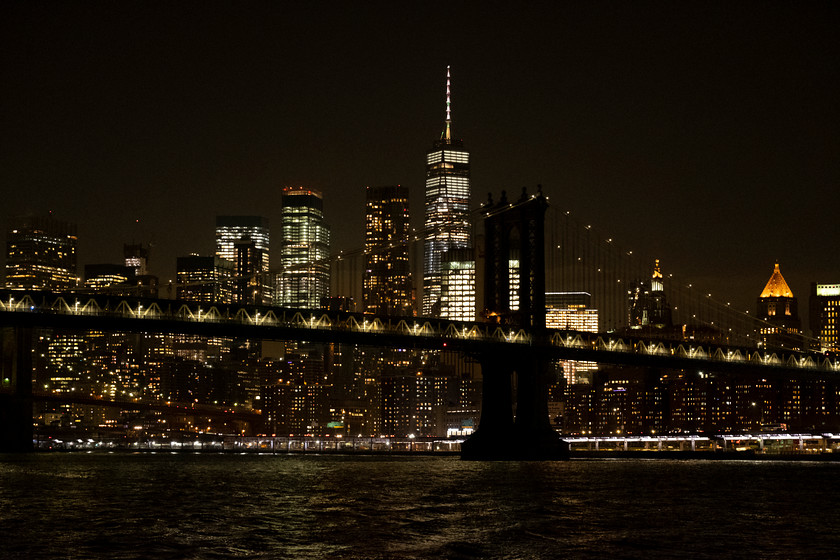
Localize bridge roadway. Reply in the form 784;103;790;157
1;289;838;376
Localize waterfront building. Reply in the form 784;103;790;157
5;215;77;290
628;259;672;329
423;67;471;316
440;249;475;321
810;282;840;353
176;255;235;304
215;216;271;305
381;367;450;437
262;348;330;436
363;185;413;316
756;263;801;350
278;187;330;309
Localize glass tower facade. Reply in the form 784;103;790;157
215;216;270;305
5;215;78;290
423;67;471;316
363;185;413;316
810;283;840;353
278;187;330;309
440;249;475;321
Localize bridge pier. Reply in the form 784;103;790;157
0;327;34;453
460;354;515;457
462;349;568;460
512;352;568;458
462;188;567;460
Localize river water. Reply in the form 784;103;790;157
1;453;838;559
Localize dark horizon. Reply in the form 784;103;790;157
2;2;838;315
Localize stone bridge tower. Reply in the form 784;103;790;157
461;187;568;460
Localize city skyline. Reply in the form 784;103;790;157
2;3;838;316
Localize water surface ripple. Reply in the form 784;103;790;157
1;453;838;559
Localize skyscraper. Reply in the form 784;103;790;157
176;255;235;304
440;248;475;321
809;282;839;353
628;260;673;329
363;185;413;316
278;187;330;309
215;216;270;305
756;262;801;350
423;66;471;316
124;243;149;276
545;291;599;385
123;242;159;297
5;215;77;290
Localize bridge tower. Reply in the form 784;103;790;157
0;327;34;452
461;187;569;460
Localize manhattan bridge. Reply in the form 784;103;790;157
1;189;837;458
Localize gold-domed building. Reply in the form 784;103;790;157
756;263;801;350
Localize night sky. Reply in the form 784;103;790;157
2;2;838;314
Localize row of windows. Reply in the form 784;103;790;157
426;150;470;165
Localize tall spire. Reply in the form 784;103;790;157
442;65;451;143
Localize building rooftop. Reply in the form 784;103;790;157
760;262;794;298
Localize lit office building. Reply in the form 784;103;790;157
546;292;599;384
5;215;77;290
757;263;802;350
278;187;330;309
176;255;235;304
546;292;599;331
83;264;135;294
440;249;475;321
810;282;840;353
363;185;413;316
124;243;149;276
43;333;85;393
423;66;471;316
215;216;271;305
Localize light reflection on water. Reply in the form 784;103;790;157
1;453;839;559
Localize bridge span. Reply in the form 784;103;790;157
2;192;838;458
1;290;837;375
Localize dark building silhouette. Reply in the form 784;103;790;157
628;259;672;329
122;243;159;297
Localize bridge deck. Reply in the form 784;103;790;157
1;290;837;375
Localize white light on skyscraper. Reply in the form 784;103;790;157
423;66;471;316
